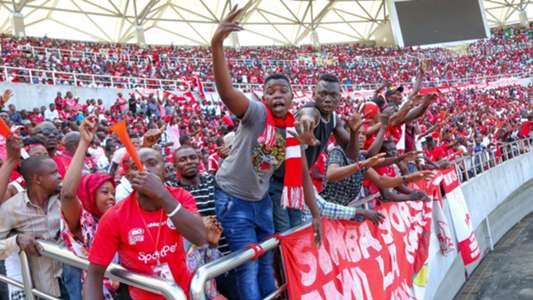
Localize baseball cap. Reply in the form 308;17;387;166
385;85;404;97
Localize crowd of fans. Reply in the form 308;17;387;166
0;8;531;300
0;26;531;89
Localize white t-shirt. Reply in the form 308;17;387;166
44;109;59;120
111;147;128;165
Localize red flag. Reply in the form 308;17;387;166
0;118;11;137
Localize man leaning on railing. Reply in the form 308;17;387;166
0;151;65;298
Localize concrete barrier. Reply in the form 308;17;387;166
0;82;132;109
422;151;533;300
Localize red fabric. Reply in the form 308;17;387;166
53;152;73;178
77;173;115;218
310;151;326;192
259;103;304;209
89;186;198;300
207;153;220;173
519;120;532;138
279;200;433;299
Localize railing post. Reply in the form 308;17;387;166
19;251;36;300
462;159;469;181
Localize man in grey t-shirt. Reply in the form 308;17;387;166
211;7;322;300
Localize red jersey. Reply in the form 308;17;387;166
89;187;198;300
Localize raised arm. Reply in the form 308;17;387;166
326;152;386;182
338;112;362;160
130;171;207;246
60;118;96;236
365;168;434;189
0;135;23;204
211;6;249;118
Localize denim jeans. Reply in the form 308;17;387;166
269;178;305;233
62;264;82;300
214;188;276;300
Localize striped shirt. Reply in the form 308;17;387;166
166;174;230;255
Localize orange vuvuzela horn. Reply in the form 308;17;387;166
111;120;144;171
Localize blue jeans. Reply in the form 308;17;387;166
215;188;276;300
269;178;304;233
62;264;82;300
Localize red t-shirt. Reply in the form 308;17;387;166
519;120;532;138
89;187;198;300
53;152;73;178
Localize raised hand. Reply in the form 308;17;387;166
211;5;244;45
356;209;385;226
80;117;97;145
344;111;363;133
6;134;23;162
143;128;163;148
407;170;436;182
401;151;423;162
360;152;387;168
1;89;13;105
379;107;395;126
290;120;320;146
130;171;167;204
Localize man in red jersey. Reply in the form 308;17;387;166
85;147;207;300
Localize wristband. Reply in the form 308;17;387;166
167;203;182;218
354;162;362;171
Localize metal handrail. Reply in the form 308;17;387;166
453;137;533;183
0;65;531;94
0;241;187;300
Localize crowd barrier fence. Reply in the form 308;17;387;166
0;65;530;93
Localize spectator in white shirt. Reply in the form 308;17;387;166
43;103;59;121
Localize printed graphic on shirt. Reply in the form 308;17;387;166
128;228;144;245
252;131;285;173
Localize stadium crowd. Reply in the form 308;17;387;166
0;26;531;89
0;7;531;300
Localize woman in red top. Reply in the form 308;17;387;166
60;118;118;299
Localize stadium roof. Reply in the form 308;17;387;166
0;0;530;46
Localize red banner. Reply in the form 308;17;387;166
279;201;433;300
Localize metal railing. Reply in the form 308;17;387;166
0;64;531;94
0;65;192;91
0;240;187;300
454;137;533;183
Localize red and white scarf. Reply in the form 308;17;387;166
259;103;304;209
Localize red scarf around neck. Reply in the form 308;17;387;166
259;103;304;209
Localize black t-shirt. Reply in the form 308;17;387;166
273;103;337;181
